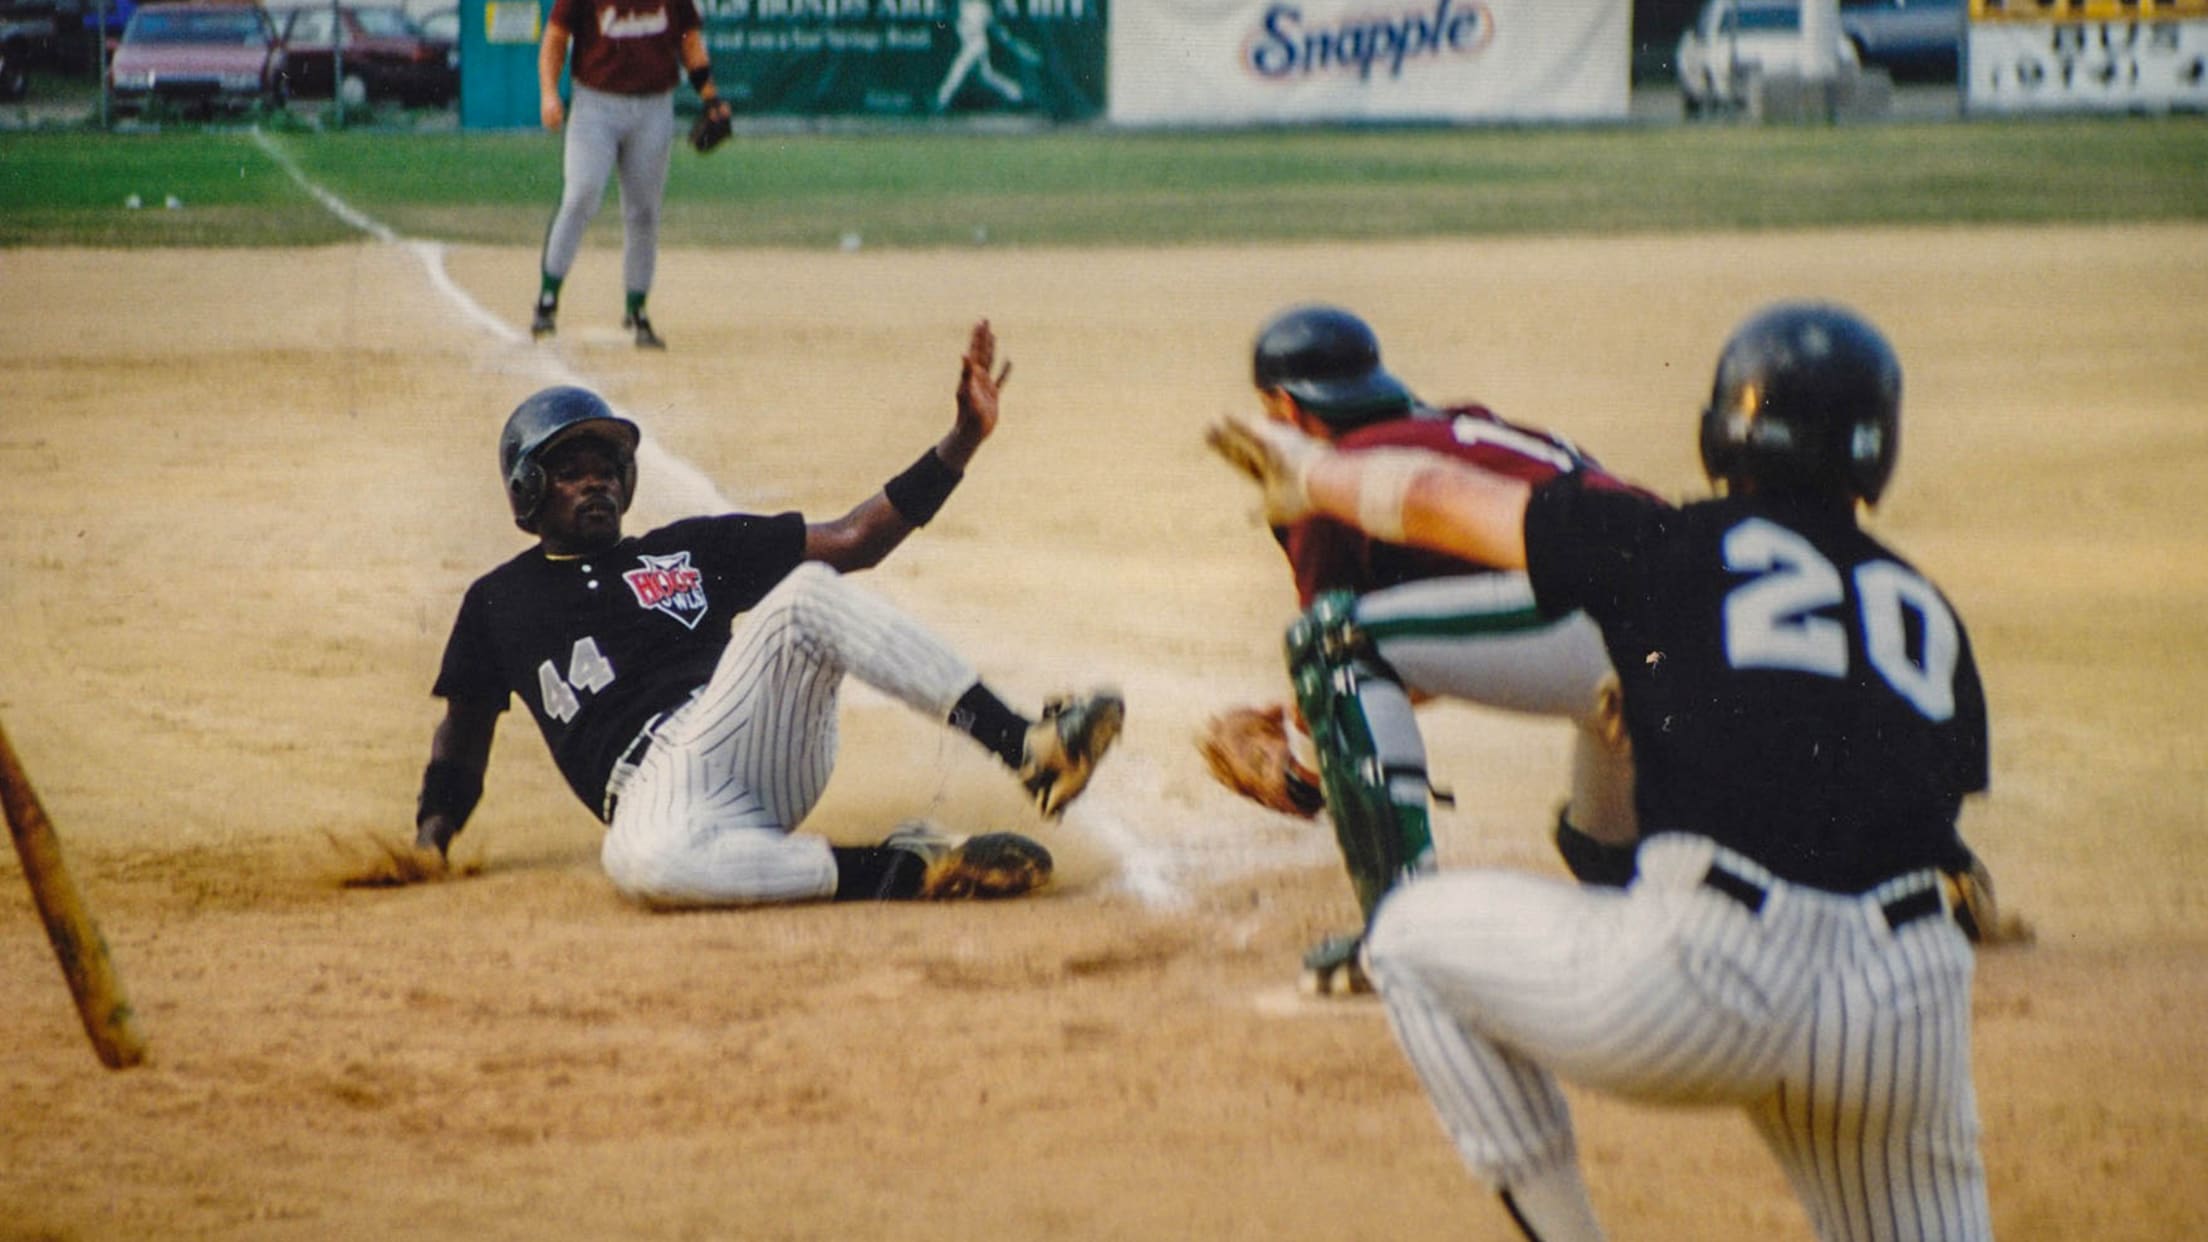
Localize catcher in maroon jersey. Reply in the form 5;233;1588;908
1201;304;1645;994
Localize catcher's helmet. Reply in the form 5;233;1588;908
499;386;640;532
1252;305;1414;431
1698;302;1902;506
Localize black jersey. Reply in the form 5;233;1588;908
433;512;808;814
1524;478;1987;893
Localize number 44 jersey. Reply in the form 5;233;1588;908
433;512;809;816
1523;481;1988;894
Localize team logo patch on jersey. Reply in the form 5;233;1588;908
624;552;708;629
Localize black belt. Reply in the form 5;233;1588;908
598;714;664;823
1702;862;1945;932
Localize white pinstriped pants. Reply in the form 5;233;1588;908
1364;833;1991;1241
599;562;977;907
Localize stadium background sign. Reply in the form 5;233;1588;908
1108;0;1628;125
1967;0;2208;113
702;0;1108;120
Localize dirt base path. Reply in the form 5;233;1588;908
2;224;2203;1240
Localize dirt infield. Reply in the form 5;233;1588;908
2;224;2204;1240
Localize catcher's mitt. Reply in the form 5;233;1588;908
688;100;733;154
1199;704;1326;818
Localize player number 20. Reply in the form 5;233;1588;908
536;637;616;723
1721;519;1959;722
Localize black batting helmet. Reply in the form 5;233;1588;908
499;386;640;532
1698;302;1902;506
1252;305;1415;431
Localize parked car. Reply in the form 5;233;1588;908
1677;0;1864;115
1840;0;1962;81
414;5;451;41
276;3;454;105
108;1;286;116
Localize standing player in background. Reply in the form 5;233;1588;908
413;322;1125;906
1210;302;1994;1240
1200;305;1641;995
529;0;732;350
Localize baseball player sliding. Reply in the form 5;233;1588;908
1210;302;1995;1240
411;322;1124;906
1200;306;1643;994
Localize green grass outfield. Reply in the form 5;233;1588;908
0;119;2202;248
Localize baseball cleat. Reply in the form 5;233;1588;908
530;301;557;340
624;312;666;351
883;821;1054;900
1018;690;1125;817
1299;932;1372;997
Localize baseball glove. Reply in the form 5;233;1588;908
1199;704;1326;818
1944;852;2034;948
688;100;733;155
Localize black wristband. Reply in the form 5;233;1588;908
883;448;963;527
688;64;714;94
416;758;483;831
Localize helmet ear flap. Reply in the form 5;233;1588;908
510;459;549;531
498;386;641;532
1697;398;1734;491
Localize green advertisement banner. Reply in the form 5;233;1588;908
702;0;1107;120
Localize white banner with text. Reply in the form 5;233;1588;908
1967;17;2208;112
1108;0;1629;126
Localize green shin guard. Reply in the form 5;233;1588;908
1286;592;1436;923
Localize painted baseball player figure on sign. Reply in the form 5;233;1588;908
529;0;734;349
412;322;1125;906
1209;302;1994;1240
1201;305;1641;994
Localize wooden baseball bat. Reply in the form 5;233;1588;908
0;718;148;1070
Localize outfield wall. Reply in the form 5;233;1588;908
654;0;1630;128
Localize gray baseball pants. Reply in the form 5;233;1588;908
541;83;675;298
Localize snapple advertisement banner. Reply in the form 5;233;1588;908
1109;0;1629;124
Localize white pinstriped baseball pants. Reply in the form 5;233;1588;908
599;562;976;907
1363;833;1991;1241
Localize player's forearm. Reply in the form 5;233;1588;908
538;25;569;99
932;426;984;472
1305;451;1531;571
415;706;496;853
680;29;711;75
803;440;969;571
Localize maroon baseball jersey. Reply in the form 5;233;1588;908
1274;404;1630;607
553;0;700;95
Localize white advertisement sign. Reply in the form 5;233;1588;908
1968;18;2208;112
1109;0;1630;125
